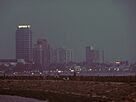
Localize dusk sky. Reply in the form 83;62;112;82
0;0;136;62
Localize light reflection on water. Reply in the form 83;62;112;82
0;95;47;102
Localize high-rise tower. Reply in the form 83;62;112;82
86;45;99;65
33;39;50;70
16;25;32;62
57;48;72;64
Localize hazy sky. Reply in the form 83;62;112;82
0;0;136;62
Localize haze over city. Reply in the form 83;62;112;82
0;0;136;62
1;1;136;102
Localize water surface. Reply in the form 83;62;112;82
0;95;47;102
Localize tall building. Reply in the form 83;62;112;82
86;45;99;65
49;47;72;64
58;48;72;64
49;48;58;64
33;39;50;70
65;49;72;63
16;25;32;62
58;48;66;64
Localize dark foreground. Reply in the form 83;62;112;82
0;89;106;102
0;76;136;102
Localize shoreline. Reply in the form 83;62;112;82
0;94;47;102
0;89;109;102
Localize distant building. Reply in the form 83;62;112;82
86;45;99;65
33;39;50;70
58;48;66;64
65;49;72;63
114;61;129;66
49;47;72;64
49;48;58;64
16;25;32;62
58;48;72;64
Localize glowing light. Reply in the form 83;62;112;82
89;69;92;71
70;70;74;72
115;61;120;64
58;70;61;73
18;25;31;28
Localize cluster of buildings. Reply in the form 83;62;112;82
1;24;133;75
15;24;101;67
15;24;73;71
0;24;105;72
86;46;100;65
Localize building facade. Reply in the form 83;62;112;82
33;39;50;70
50;48;72;64
86;46;99;65
16;25;32;62
49;48;58;64
65;49;72;63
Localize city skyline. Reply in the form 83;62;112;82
0;24;134;63
0;0;136;62
0;1;136;102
